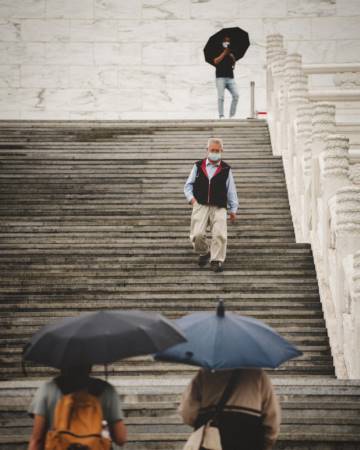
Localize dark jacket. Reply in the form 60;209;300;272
193;159;230;208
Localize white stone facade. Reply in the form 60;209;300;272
0;0;360;119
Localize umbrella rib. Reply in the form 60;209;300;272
53;318;95;367
227;316;283;367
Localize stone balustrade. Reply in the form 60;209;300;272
266;33;360;379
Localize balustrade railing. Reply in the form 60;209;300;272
266;34;360;378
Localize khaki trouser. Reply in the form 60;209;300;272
189;203;227;263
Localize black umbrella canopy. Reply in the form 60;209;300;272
23;310;186;369
204;27;250;66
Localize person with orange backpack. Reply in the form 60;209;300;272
27;365;127;450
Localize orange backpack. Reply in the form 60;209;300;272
45;390;111;450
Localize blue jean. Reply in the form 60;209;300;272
216;77;239;118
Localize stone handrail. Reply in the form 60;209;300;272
266;34;360;379
309;91;360;101
303;63;360;74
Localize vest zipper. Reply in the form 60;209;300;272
208;179;211;204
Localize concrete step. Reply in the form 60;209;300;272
0;270;317;281
0;241;313;250
0;377;359;449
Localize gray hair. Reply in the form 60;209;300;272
207;138;223;150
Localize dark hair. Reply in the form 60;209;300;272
56;365;92;394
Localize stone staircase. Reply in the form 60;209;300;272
1;378;360;450
0;120;359;448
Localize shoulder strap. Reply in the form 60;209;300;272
215;371;239;416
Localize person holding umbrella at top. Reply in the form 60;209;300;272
214;35;239;119
204;27;250;119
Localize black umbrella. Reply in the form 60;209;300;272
204;27;250;66
23;310;186;369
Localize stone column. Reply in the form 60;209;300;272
266;34;284;66
351;251;360;376
282;54;302;159
333;186;360;359
343;250;360;378
295;100;312;241
310;102;336;241
319;135;350;269
282;71;309;241
271;48;287;157
266;34;285;154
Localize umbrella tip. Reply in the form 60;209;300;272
216;299;225;317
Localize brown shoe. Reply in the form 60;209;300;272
198;252;210;267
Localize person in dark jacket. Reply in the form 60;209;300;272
179;368;281;450
184;138;238;272
213;35;239;119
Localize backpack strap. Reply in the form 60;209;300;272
213;371;239;421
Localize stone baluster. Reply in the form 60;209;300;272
266;33;284;66
266;34;284;106
288;74;309;186
285;53;302;83
281;54;302;159
343;250;360;378
271;48;286;76
271;49;287;157
288;72;308;107
332;186;360;357
295;100;312;241
353;251;360;301
319;135;350;271
266;34;285;154
351;251;360;376
281;71;309;241
274;50;287;113
312;103;336;144
322;135;350;179
310;102;336;242
335;186;360;237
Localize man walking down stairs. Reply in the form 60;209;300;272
0;120;359;448
185;137;238;273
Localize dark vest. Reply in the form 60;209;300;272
193;159;230;208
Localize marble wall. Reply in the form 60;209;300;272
0;0;359;120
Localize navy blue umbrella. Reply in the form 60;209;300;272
155;300;302;370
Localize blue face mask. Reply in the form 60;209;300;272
208;152;221;162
